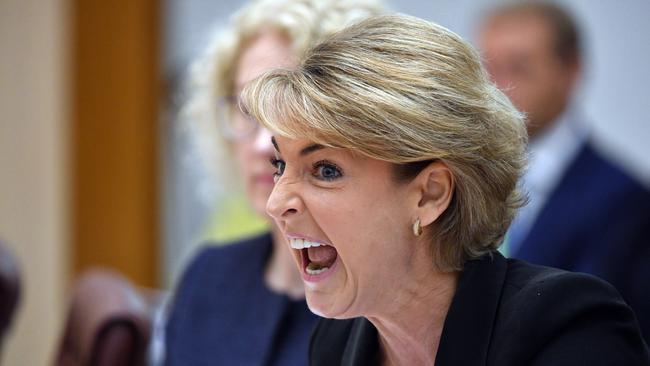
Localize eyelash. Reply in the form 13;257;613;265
269;157;285;178
268;158;343;182
312;160;343;181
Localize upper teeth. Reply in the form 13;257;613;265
289;238;324;249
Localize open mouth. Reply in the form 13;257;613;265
289;238;338;276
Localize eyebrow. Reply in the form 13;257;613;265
270;136;326;156
300;143;326;156
271;136;280;152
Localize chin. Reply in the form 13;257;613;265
305;292;355;320
306;299;335;318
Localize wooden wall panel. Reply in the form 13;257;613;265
71;0;160;286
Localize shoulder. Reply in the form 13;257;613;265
199;232;273;262
164;233;278;363
179;233;272;284
501;259;632;319
544;141;650;246
491;259;650;365
571;142;650;202
166;233;272;324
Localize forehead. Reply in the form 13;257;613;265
272;135;363;161
273;135;328;154
235;30;297;92
481;13;555;56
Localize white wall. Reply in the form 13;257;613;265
0;0;69;364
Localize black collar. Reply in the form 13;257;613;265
435;252;507;365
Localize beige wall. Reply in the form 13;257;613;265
0;0;69;364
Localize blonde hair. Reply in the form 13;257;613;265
243;14;528;270
182;0;385;192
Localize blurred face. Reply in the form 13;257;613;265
266;136;421;318
479;14;577;138
231;31;296;216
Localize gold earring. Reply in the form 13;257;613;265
413;218;422;237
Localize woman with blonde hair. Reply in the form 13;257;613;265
242;14;650;365
163;1;383;365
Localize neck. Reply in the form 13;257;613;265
369;254;459;366
528;103;568;140
264;224;305;299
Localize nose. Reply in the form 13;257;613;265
252;126;273;154
266;175;302;222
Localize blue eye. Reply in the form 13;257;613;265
313;160;342;181
270;157;285;179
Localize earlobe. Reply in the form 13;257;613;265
416;161;454;228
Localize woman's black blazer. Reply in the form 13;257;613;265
310;252;650;365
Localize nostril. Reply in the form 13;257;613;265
284;208;298;216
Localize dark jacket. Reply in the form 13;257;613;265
516;142;650;343
310;252;650;365
165;233;318;366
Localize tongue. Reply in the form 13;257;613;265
307;246;337;267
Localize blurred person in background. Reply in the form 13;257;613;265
479;1;650;343
162;0;384;365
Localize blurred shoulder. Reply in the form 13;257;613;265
185;233;272;275
171;232;273;298
580;142;650;203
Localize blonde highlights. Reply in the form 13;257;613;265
243;15;528;270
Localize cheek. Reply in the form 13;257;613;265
232;143;255;180
310;189;411;267
525;62;562;94
233;142;250;166
508;78;546;114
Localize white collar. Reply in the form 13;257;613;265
524;106;589;197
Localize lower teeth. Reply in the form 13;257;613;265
306;263;329;275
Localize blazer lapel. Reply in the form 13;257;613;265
341;318;380;366
435;253;508;366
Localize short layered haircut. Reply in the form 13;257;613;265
243;14;528;270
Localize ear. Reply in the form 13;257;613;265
413;161;454;228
